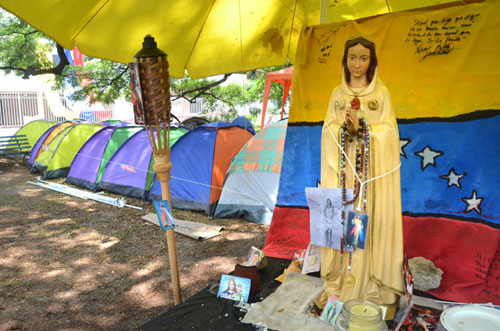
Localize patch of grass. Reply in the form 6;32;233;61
3;281;19;288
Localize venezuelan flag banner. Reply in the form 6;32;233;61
263;0;500;304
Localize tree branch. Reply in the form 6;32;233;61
0;43;69;79
0;28;39;48
94;66;129;97
171;73;232;102
204;91;235;108
91;65;128;86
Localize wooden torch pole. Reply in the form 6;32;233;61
134;35;182;304
153;152;182;305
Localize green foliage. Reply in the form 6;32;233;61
0;8;131;104
171;64;290;122
52;60;131;104
0;10;53;77
246;65;290;115
171;74;248;119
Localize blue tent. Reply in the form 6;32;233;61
232;116;255;135
149;122;254;216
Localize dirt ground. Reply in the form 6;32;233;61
0;157;269;330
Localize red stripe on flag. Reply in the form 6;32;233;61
263;207;310;259
72;47;84;67
403;215;500;304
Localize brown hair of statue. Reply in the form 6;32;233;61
342;36;378;84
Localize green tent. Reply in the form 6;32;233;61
12;119;57;152
34;122;104;179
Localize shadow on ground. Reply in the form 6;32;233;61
0;158;268;330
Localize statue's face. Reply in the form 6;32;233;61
347;43;371;80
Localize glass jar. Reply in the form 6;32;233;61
334;299;388;331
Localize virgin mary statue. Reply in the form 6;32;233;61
318;35;404;311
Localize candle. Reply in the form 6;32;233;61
350;304;379;317
349;303;380;331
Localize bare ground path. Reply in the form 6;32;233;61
0;158;268;330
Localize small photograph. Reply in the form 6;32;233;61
242;246;265;267
305;187;354;250
399;305;443;331
153;200;176;231
345;211;369;249
320;299;344;325
302;244;321;275
128;61;145;125
217;274;251;303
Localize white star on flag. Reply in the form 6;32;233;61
400;138;410;158
440;168;466;188
415;146;443;170
462;190;483;214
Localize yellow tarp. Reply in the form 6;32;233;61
0;0;458;78
291;0;500;122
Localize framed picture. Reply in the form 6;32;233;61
217;274;251;303
242;246;265;267
153;200;175;231
345;211;369;249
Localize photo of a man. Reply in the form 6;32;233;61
153;200;175;231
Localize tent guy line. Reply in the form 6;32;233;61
39;144;260;199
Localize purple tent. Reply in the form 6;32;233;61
66;125;143;190
99;120;132;127
27;123;62;170
98;126;189;199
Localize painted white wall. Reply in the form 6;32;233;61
0;72;50;91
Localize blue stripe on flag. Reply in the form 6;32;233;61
399;113;500;225
276;124;322;207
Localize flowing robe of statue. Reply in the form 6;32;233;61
319;68;404;306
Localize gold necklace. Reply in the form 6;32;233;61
347;82;369;111
348;84;369;97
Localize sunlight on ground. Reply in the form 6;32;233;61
55;289;79;300
47;229;118;250
0;246;39;266
222;231;258;241
184;256;238;282
42;217;72;225
18;187;44;197
72;256;93;266
42;269;66;279
0;226;16;238
0;206;14;212
125;278;169;307
131;260;164;279
65;200;95;210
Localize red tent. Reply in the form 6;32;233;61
260;67;294;129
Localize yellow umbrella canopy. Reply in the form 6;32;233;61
0;0;458;78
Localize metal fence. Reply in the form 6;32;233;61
0;91;228;129
0;92;63;127
0;91;132;128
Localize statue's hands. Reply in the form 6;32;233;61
346;108;359;137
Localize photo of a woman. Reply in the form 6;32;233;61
220;277;237;299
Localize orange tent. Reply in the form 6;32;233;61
260;67;293;129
